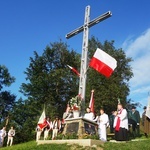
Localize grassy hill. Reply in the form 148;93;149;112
1;138;150;150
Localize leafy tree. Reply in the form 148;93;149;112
9;98;37;143
18;41;80;140
0;91;16;125
0;65;16;126
0;65;15;90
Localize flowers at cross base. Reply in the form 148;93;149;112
69;95;82;111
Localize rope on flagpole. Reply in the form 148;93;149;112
84;66;89;75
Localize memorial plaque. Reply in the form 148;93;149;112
66;122;79;133
84;123;96;135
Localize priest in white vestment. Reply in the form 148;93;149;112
113;104;128;141
97;108;109;142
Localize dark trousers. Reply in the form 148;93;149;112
110;125;114;133
115;128;128;141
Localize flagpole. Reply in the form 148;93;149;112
43;103;46;117
89;90;94;113
84;66;89;75
44;103;45;111
5;116;9;127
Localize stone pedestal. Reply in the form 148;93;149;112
63;117;98;138
37;139;104;147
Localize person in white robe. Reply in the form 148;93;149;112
113;103;128;141
97;108;109;142
0;127;6;147
84;107;95;121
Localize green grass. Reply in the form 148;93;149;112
1;138;150;150
0;141;97;150
1;141;72;150
105;139;150;150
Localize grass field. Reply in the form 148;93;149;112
1;138;150;150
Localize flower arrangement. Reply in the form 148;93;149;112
69;95;82;111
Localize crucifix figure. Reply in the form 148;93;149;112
66;5;112;116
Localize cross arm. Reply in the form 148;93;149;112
66;11;112;39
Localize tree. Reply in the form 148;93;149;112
17;41;81;142
20;40;80;123
0;65;16;126
0;65;15;90
10;98;37;143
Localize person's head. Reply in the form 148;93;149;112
131;106;136;112
114;111;117;116
86;107;91;113
111;111;115;114
46;117;50;121
11;126;13;129
100;108;104;115
55;116;59;120
3;127;6;130
143;106;147;111
117;104;123;110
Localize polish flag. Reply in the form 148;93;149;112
89;48;117;77
89;90;94;113
67;65;80;76
37;109;48;130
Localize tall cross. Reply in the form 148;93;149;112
66;5;112;116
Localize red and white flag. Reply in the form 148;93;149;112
89;48;117;77
89;90;94;113
37;109;48;130
67;65;80;77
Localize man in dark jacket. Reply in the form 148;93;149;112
130;106;140;137
109;111;115;133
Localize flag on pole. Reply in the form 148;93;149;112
89;48;117;77
146;96;150;119
67;65;80;77
37;109;48;130
89;90;94;113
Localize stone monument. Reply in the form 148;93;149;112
63;117;98;138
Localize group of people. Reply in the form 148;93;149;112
109;105;141;139
84;103;150;142
0;126;15;147
36;103;150;142
83;103;135;142
36;116;62;141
